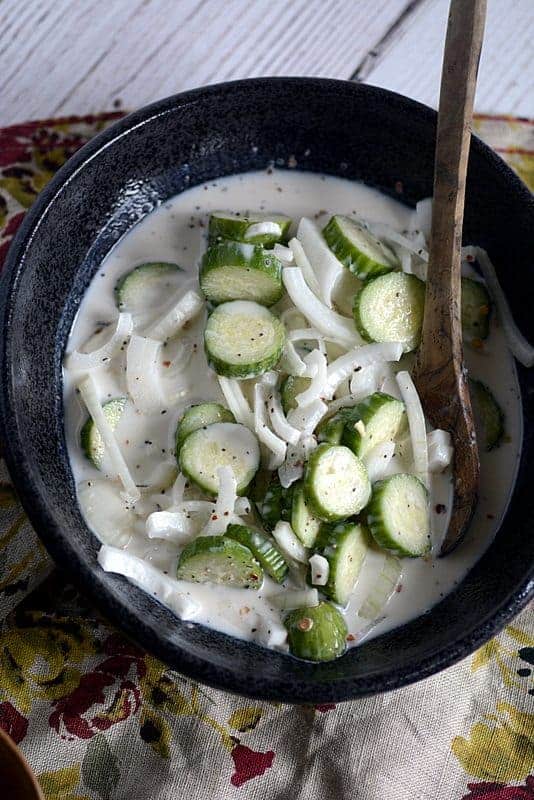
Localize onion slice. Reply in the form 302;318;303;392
65;313;133;371
217;376;254;429
126;335;164;413
283;267;362;348
254;384;287;469
145;289;204;341
396;370;429;489
296;217;343;307
78;375;140;502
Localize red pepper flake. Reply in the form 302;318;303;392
211;514;218;521
346;633;356;642
394;180;403;194
297;617;313;632
395;583;403;593
162;360;171;367
466;254;475;262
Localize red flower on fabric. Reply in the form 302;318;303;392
462;777;534;800
0;701;28;744
315;703;336;713
230;743;275;787
49;634;146;740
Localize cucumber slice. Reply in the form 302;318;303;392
462;277;491;342
178;422;260;495
175;403;235;458
317;406;359;445
115;262;183;313
366;473;430;557
209;211;292;247
341;392;406;459
354;272;425;353
291;481;322;547
200;242;283;306
226;523;288;583
285;601;347;661
204;300;286;379
315;522;369;606
470;379;504;451
176;535;263;588
253;474;293;531
80;397;126;469
323;215;399;279
280;375;312;414
304;443;371;522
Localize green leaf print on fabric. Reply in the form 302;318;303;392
81;734;120;800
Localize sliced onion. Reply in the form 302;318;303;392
126;335;164;413
278;434;317;488
145;289;204;341
464;245;534;367
244;221;281;239
427;429;453;472
78;375;140;502
272;521;308;564
269;588;319;611
358;553;402;620
234;497;251;516
287;399;328;434
363;441;396;482
202;466;238;535
146;510;197;542
288;237;321;296
296;217;344;308
280;307;308;331
288;327;327;354
254;383;287;469
98;545;200;619
281;339;307;376
308;553;329;586
65;313;133;371
273;243;294;263
265;387;301;446
78;479;136;547
327;342;403;397
217;375;254;429
368;221;429;262
283;267;362;349
396;370;429;489
171;472;187;505
295;349;328;407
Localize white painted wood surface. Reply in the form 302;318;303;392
0;0;532;126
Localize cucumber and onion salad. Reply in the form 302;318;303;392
65;175;517;665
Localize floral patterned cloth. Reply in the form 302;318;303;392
0;112;533;800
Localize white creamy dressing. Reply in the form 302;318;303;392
64;169;522;650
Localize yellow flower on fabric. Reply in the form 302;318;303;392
452;701;534;781
0;612;96;713
37;765;89;800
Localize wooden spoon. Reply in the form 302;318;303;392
413;0;486;555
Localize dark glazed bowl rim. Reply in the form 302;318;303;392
1;78;533;703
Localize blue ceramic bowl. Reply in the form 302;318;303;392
1;79;533;703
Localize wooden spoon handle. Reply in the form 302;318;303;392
418;0;486;377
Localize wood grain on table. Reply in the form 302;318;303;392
0;0;532;125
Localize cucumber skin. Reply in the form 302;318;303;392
470;379;504;451
285;601;347;662
280;375;312;414
291;482;322;547
366;475;430;558
353;272;425;353
175;403;235;458
80;397;126;468
204;306;286;379
462;277;491;342
209;215;291;247
314;522;369;605
341;392;406;457
226;523;288;583
304;443;371;522
200;242;283;306
253;474;293;531
317;407;359;445
176;535;263;589
114;262;182;310
323;215;397;280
